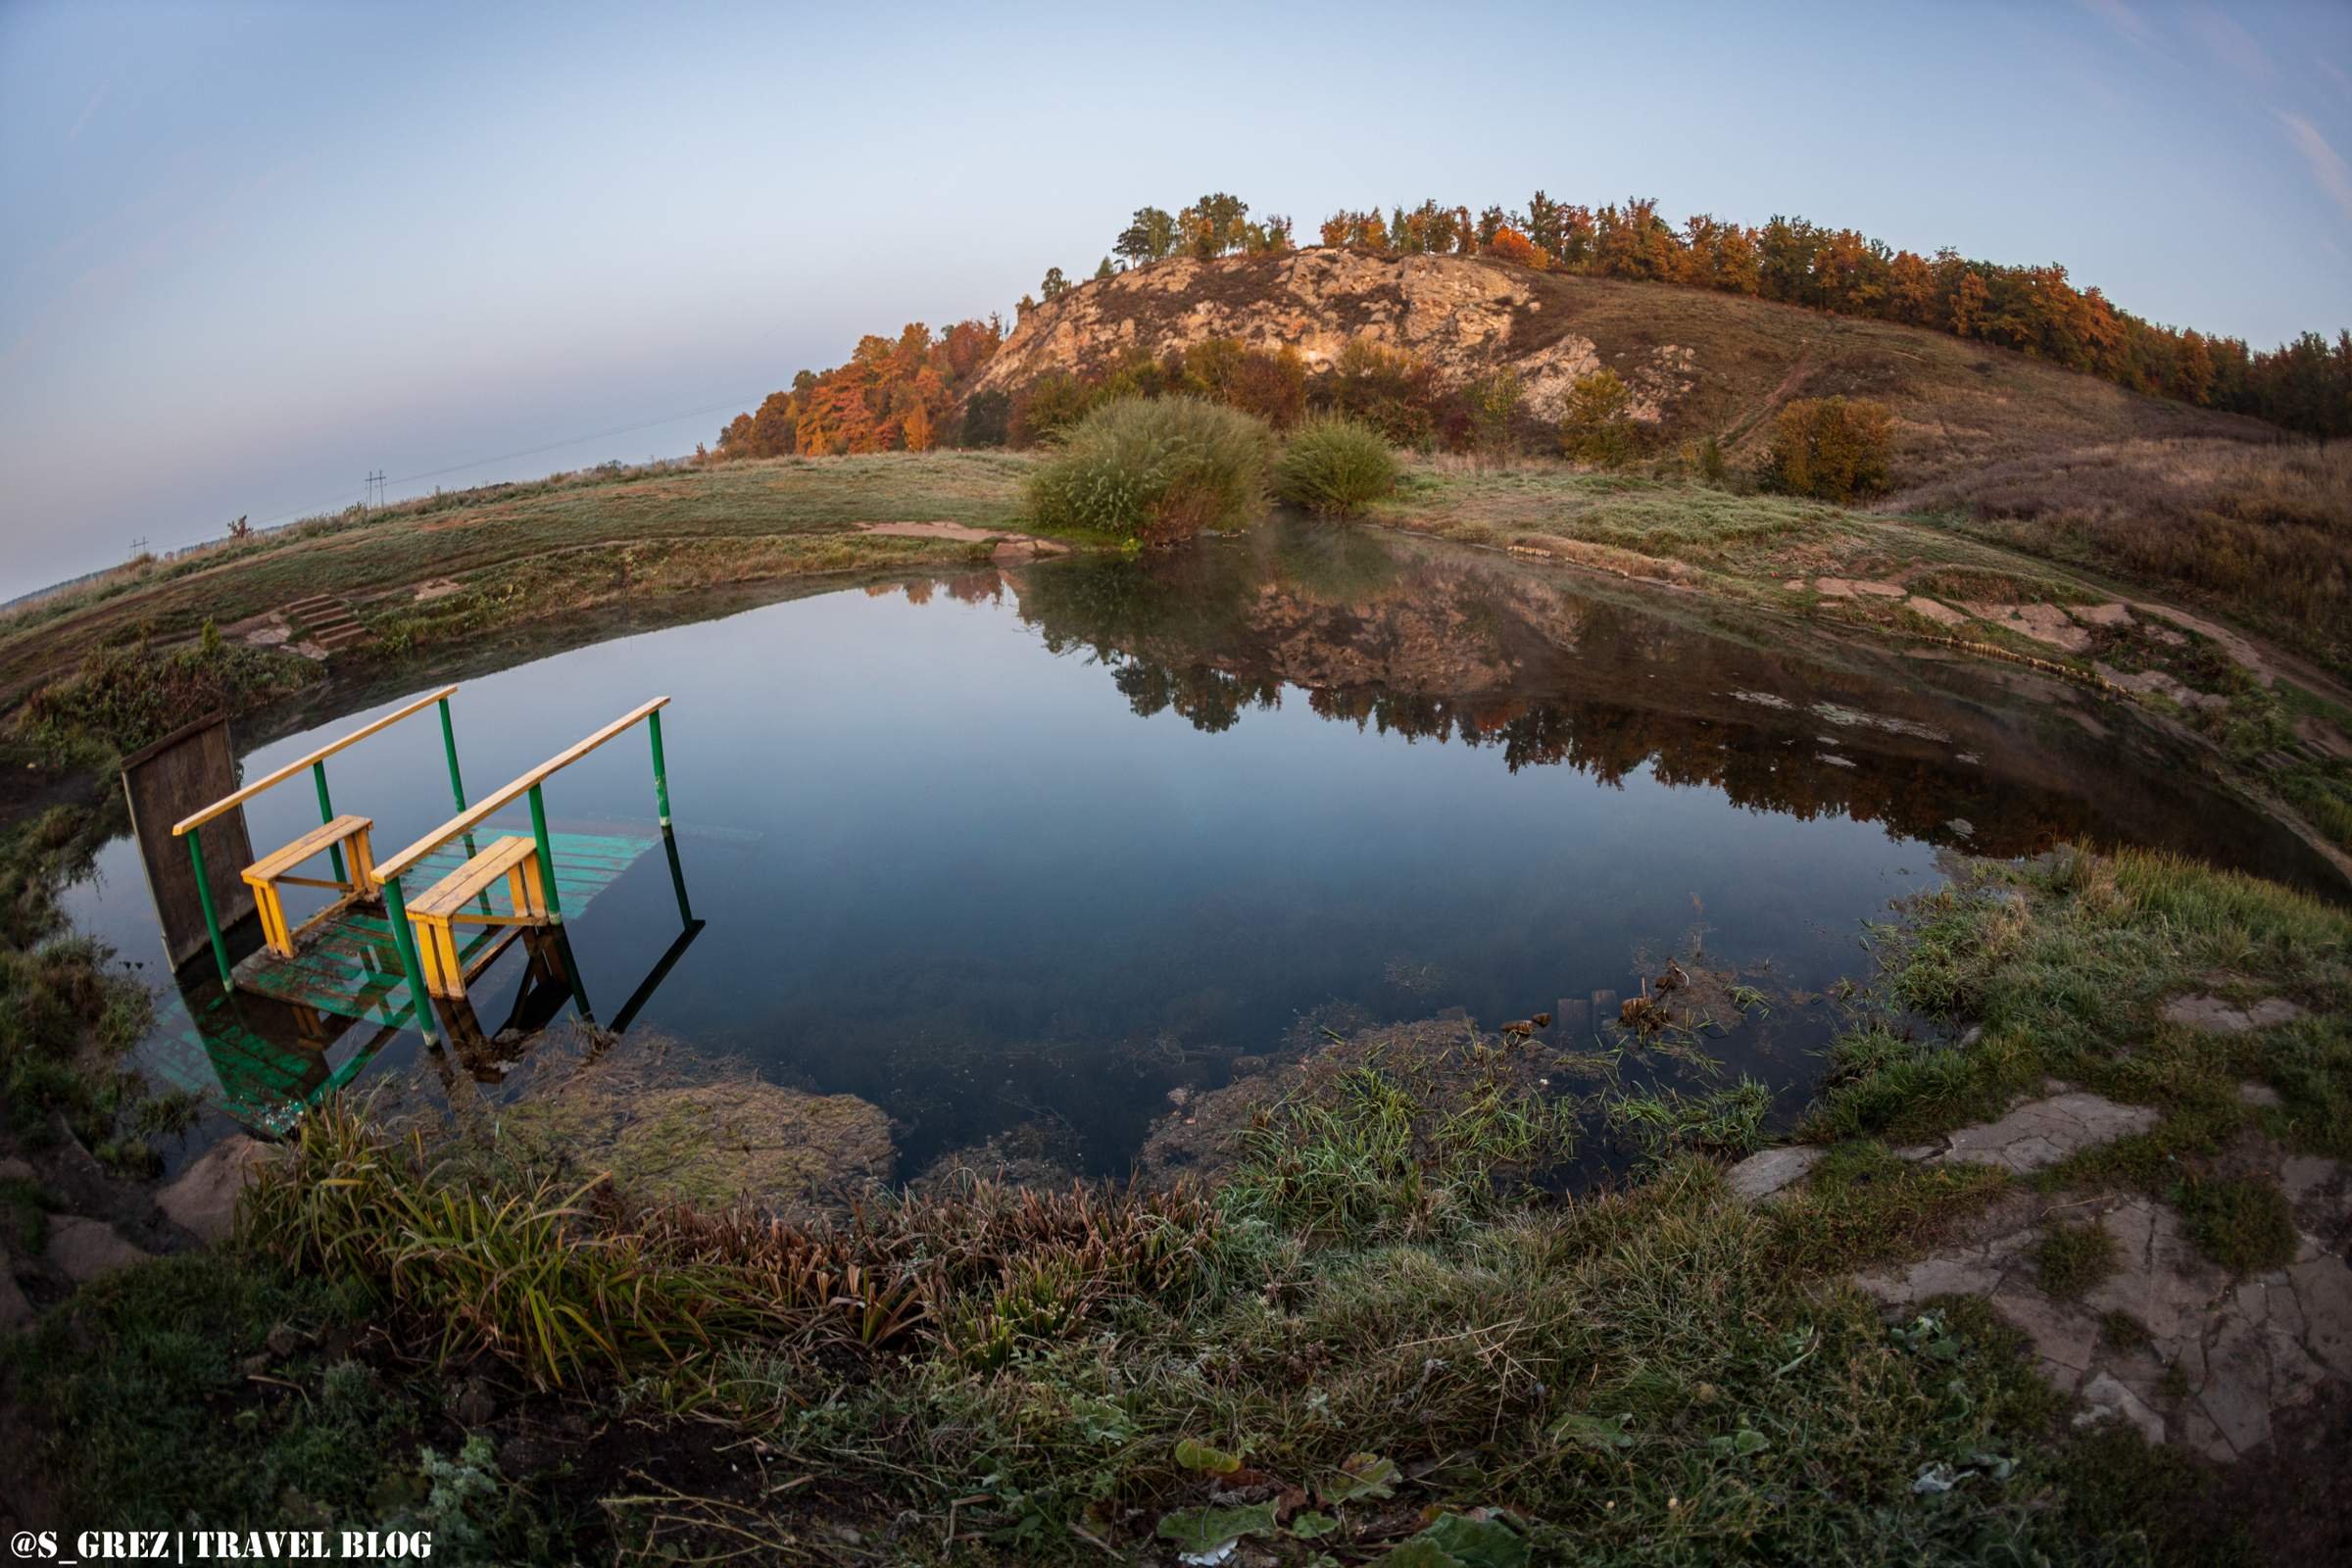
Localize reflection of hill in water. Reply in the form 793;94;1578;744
903;520;2324;884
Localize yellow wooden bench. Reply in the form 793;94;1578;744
404;835;550;999
242;813;378;958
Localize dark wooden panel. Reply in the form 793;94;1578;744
122;714;257;969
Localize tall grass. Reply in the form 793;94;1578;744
1272;416;1396;515
1025;396;1272;547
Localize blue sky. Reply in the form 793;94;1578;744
3;0;2348;599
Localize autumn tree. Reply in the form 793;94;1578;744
1765;398;1893;502
1176;193;1251;259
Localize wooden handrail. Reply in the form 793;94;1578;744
172;685;460;836
376;697;671;879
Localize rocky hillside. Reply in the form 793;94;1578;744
970;251;2276;488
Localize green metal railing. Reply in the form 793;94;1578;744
372;696;673;1046
172;685;465;996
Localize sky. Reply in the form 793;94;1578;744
3;0;2349;600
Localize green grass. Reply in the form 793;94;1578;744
0;453;1036;710
1811;847;2350;1157
2034;1219;2121;1298
2175;1174;2299;1275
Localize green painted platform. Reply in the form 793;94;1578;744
137;829;657;1133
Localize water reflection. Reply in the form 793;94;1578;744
982;520;2322;881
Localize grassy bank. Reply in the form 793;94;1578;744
0;454;1036;712
11;840;2346;1563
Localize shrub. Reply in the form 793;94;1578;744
1025;397;1273;548
1328;338;1440;446
1273;416;1396;516
1188;338;1307;429
1561;368;1637;466
958;389;1010;447
1009;371;1098;446
1765;396;1894;502
1460;367;1525;454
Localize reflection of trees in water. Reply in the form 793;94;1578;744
1112;661;1281;734
862;521;2324;886
995;538;2101;857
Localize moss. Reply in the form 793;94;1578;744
498;1057;895;1216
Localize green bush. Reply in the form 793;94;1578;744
1273;416;1396;516
1764;396;1893;502
1561;368;1637;466
1026;397;1273;548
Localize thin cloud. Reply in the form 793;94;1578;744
2078;0;2151;45
2278;112;2352;224
65;78;108;144
2185;5;2271;80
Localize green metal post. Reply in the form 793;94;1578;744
660;826;693;926
439;697;488;911
378;876;440;1046
527;784;563;924
648;710;672;827
312;761;346;883
437;696;467;812
185;832;234;993
550;926;594;1023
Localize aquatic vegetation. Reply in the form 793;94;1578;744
1603;1077;1772;1161
1273;414;1397;515
1025;396;1274;547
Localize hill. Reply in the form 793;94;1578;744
968;252;2348;665
971;250;2275;488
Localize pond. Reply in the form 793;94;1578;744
64;518;2336;1180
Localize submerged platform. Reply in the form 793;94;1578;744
140;829;658;1130
232;829;656;1024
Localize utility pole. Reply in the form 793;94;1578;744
365;470;386;508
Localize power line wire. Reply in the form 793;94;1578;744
239;390;771;534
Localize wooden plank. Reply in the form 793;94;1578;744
172;686;458;836
121;714;257;969
377;698;669;878
1556;998;1590;1041
244;814;371;881
409;835;536;917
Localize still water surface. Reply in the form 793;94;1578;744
65;520;2331;1175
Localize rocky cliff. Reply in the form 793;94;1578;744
967;250;2264;473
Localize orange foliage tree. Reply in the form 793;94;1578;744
714;317;1004;460
1281;192;2350;436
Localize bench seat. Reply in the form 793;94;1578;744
404;835;550;998
242;813;376;957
